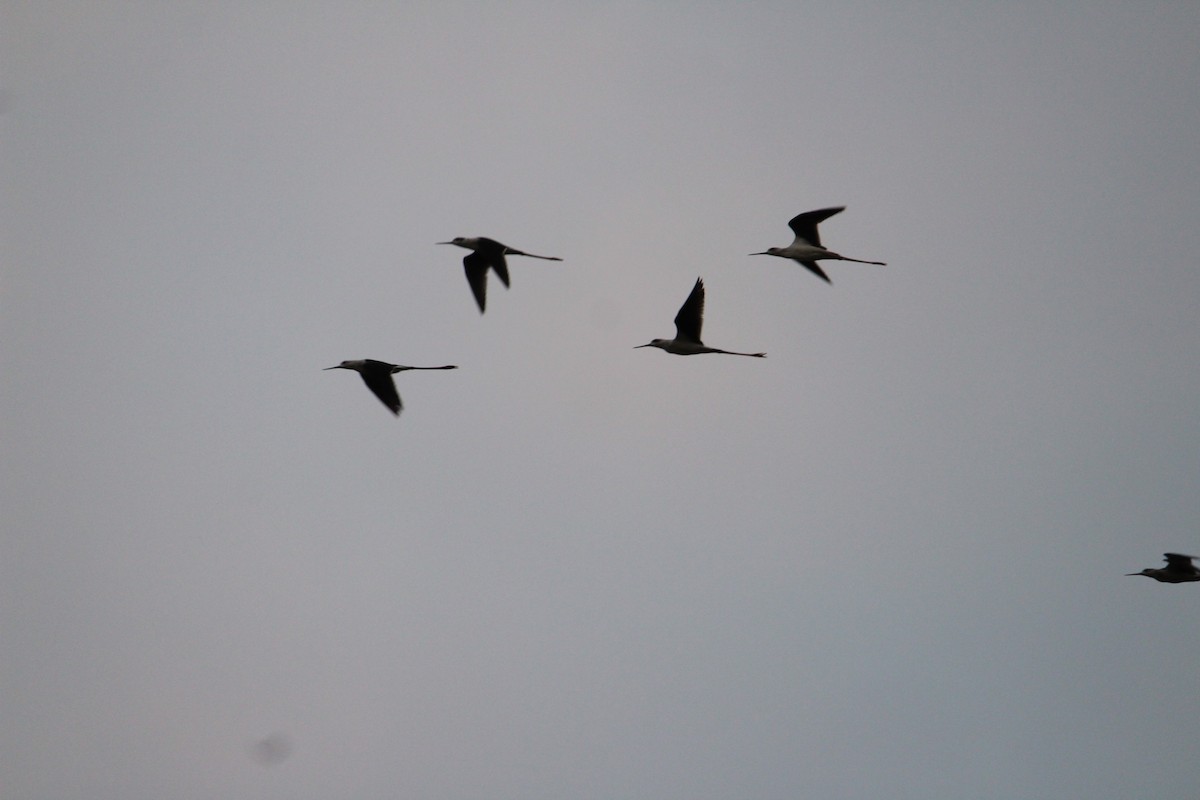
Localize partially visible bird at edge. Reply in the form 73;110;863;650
325;359;457;416
437;236;562;313
636;278;765;358
751;206;886;284
1127;553;1200;583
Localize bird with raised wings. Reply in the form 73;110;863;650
751;207;885;283
636;278;765;358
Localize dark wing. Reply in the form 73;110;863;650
491;252;510;288
476;237;514;282
800;261;832;284
360;371;401;416
673;278;706;344
478;239;510;284
1163;553;1198;572
788;207;845;247
463;251;490;313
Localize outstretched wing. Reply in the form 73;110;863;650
673;278;706;345
1163;553;1198;571
463;251;490;313
360;372;401;416
788;207;845;247
491;252;510;288
800;261;832;284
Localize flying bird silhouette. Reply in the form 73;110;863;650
1126;553;1200;583
636;278;765;358
325;359;457;416
751;207;885;283
437;236;562;313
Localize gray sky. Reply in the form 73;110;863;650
4;2;1200;798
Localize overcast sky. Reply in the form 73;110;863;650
4;3;1200;799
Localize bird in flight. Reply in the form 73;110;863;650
325;359;457;416
636;278;765;358
750;207;885;283
1126;553;1200;583
437;236;562;313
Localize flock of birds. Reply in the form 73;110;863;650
324;205;1195;585
326;206;879;410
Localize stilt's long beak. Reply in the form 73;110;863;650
323;366;343;370
634;343;651;349
749;251;770;256
1124;572;1140;576
435;241;453;245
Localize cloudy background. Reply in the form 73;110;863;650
4;3;1199;798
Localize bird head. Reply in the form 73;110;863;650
437;237;471;248
636;340;667;350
